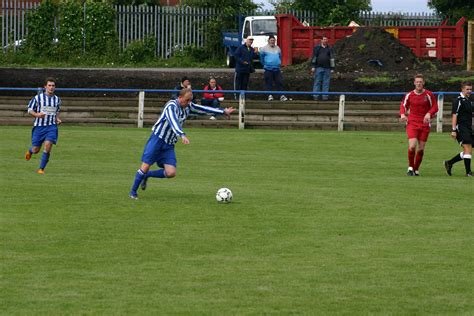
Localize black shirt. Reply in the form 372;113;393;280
314;46;332;68
452;93;474;129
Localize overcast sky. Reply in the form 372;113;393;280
257;0;435;13
370;0;433;13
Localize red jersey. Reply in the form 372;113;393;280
400;89;438;123
203;84;224;100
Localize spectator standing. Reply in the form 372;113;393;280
444;81;473;177
400;74;438;176
259;35;287;101
24;77;62;174
234;36;258;98
310;36;335;101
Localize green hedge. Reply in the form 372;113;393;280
24;0;118;60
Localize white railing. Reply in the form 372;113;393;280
0;87;453;132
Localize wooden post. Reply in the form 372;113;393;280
138;90;145;128
436;93;444;133
338;94;345;132
467;21;474;71
238;92;245;130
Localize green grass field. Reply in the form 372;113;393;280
1;126;472;314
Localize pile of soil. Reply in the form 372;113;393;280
333;27;430;73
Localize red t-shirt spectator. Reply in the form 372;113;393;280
203;84;224;100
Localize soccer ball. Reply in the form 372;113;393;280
216;188;233;203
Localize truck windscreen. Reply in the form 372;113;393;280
252;20;277;36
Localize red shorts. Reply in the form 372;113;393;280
406;121;431;142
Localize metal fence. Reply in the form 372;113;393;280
116;5;216;58
1;0;38;52
359;11;443;26
115;6;318;58
1;0;444;57
253;9;318;26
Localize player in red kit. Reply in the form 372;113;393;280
400;74;438;176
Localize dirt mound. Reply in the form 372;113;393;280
333;27;427;73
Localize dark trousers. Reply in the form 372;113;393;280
201;98;220;107
234;72;250;91
264;69;283;92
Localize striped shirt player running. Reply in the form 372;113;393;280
129;88;235;199
400;74;438;176
444;81;473;177
25;77;62;174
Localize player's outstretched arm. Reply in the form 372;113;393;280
181;135;190;144
223;107;235;120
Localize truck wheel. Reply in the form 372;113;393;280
226;54;235;68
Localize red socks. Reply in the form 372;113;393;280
414;150;424;171
408;149;416;169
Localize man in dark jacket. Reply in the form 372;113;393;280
310;36;335;101
171;76;196;102
234;36;257;98
172;76;191;99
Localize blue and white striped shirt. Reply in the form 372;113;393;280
152;99;224;145
27;93;61;126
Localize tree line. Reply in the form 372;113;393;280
3;0;472;66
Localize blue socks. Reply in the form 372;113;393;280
131;169;146;194
39;152;50;169
130;169;167;196
146;169;167;179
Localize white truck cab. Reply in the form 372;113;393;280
241;16;277;50
223;15;277;67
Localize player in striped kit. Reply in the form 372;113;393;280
400;74;438;176
129;88;235;199
24;78;62;174
444;81;473;177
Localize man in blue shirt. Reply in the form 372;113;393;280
24;77;62;174
129;88;235;199
259;35;287;102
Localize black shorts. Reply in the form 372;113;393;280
456;126;473;145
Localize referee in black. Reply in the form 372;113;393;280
444;81;473;177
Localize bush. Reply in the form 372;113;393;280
25;0;58;56
121;35;156;63
174;45;209;62
57;1;84;56
84;0;118;56
24;0;118;60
